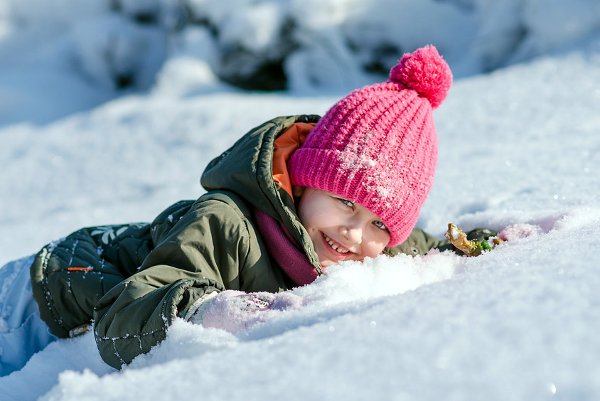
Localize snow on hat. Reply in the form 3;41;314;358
288;44;452;247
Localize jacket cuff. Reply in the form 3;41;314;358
182;290;219;322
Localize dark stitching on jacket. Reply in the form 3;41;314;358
112;338;125;366
67;239;77;266
39;243;71;333
95;278;213;363
96;327;164;342
66;239;80;294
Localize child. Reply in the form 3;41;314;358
2;45;459;374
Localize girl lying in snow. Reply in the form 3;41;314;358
1;45;501;375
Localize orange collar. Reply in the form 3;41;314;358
272;122;315;201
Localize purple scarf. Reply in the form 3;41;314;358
252;208;320;286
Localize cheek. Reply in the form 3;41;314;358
301;208;338;232
362;241;387;258
362;232;390;257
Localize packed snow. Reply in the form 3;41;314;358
1;0;600;400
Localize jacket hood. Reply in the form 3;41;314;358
201;114;321;266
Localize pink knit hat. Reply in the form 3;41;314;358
288;45;452;247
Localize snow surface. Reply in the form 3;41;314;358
1;0;600;400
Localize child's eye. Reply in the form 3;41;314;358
373;220;388;231
337;198;355;208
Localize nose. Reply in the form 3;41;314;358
341;220;363;247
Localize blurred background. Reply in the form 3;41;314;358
1;0;599;126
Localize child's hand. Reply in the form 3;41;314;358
190;290;303;334
444;223;503;257
497;223;543;241
444;222;543;257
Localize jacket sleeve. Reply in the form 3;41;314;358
93;196;252;369
385;228;449;257
386;227;499;257
29;223;153;339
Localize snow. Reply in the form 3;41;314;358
2;0;600;400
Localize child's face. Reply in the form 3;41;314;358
296;188;390;268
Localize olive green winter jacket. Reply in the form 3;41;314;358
30;115;449;369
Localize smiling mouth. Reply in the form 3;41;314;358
322;233;350;255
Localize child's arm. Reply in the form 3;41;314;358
385;226;499;257
92;193;276;369
444;223;494;256
385;228;448;256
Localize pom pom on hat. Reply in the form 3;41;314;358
389;45;452;109
289;45;452;247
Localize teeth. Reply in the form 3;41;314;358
325;235;349;254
